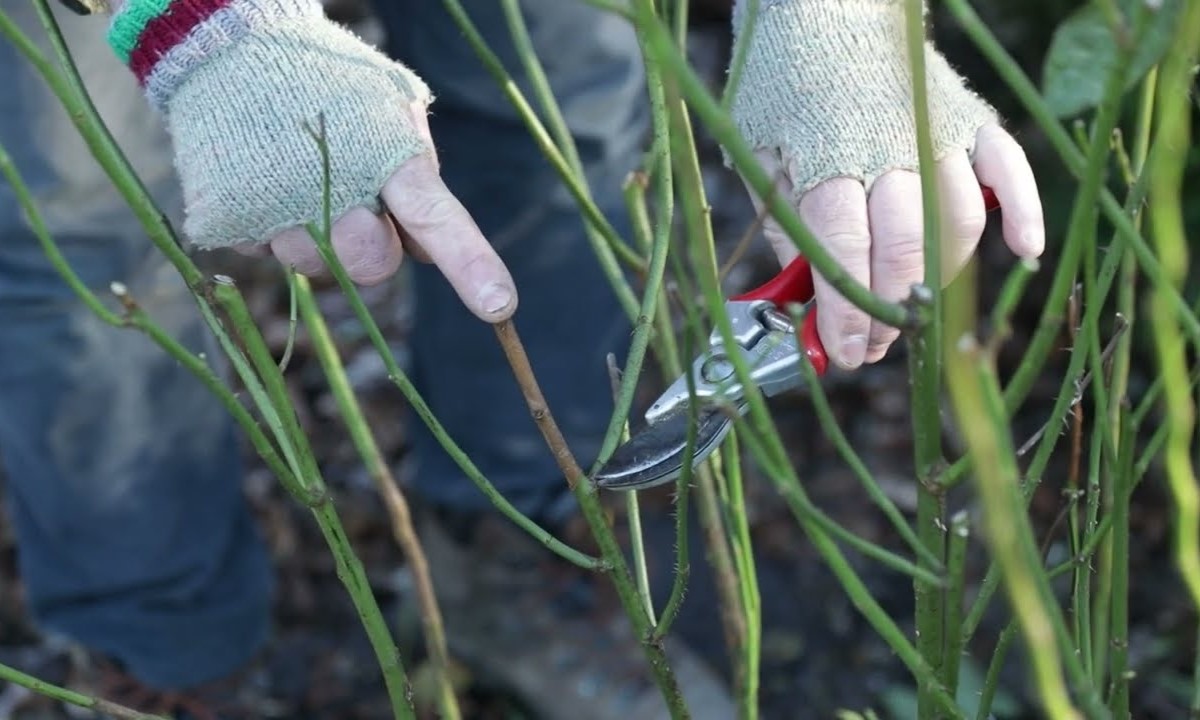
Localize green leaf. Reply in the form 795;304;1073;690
877;657;1022;719
1041;0;1181;118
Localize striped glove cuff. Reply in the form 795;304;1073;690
108;0;323;112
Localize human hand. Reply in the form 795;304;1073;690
109;0;516;322
242;120;519;324
728;0;1044;369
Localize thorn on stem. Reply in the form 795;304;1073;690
109;281;138;313
908;283;934;306
623;170;650;191
606;352;623;400
955;332;980;354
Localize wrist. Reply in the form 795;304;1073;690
109;0;324;110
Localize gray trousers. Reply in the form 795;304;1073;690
0;0;646;688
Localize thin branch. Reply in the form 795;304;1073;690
298;120;601;571
493;319;690;718
278;268;299;373
1015;318;1128;457
0;664;168;720
210;277;417;720
296;275;461;720
607;353;656;624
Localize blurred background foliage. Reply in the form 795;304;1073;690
934;0;1199;245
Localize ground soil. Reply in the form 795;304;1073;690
2;5;1197;720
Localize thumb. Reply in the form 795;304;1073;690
380;154;518;322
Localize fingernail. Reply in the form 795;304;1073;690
839;335;868;369
477;282;514;315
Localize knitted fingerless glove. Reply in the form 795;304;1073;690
727;0;997;200
108;0;432;248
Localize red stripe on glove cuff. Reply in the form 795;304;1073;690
128;0;236;84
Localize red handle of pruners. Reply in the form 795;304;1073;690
731;253;816;307
730;184;1001;378
730;254;828;375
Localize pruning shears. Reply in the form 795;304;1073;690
591;185;1001;491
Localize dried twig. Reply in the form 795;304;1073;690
492;319;690;718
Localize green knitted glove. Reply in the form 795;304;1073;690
724;0;1045;371
727;0;998;200
108;0;432;249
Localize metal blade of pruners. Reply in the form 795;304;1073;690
591;185;1001;491
593;254;828;490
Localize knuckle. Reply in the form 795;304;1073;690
948;210;987;242
348;245;401;285
456;248;499;279
838;309;871;339
333;217;372;247
821;227;871;253
353;265;397;287
979;123;1016;151
435;240;497;285
879;237;924;278
802;179;871;253
815;194;869;227
807;182;867;225
455;248;497;278
393;186;458;231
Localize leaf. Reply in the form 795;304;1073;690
835;710;880;720
877;657;1022;719
1041;0;1181;118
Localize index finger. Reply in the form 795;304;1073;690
380;154;518;322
